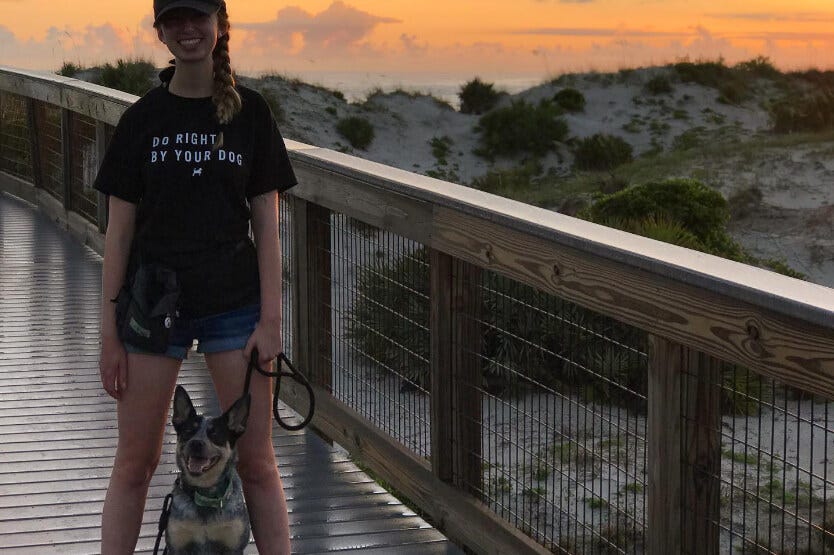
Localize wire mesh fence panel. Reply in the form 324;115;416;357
280;193;294;361
452;270;649;553
326;212;431;458
68;113;98;223
0;92;34;181
33;102;64;201
682;363;834;554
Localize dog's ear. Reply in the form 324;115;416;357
172;385;197;431
223;393;251;440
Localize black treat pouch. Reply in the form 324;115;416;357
115;263;181;353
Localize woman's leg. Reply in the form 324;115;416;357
100;353;181;554
205;350;291;555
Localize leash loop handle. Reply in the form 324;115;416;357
247;350;315;431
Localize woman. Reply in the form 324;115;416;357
95;1;295;552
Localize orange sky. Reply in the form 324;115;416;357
3;0;834;78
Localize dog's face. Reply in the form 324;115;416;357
171;385;250;488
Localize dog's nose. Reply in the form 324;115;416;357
186;440;209;458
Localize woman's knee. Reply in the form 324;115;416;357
237;447;279;486
111;448;163;489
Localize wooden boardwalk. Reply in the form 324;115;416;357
0;192;461;554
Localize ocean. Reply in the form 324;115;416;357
247;70;548;108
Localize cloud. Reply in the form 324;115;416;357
705;12;834;23
0;22;163;71
510;27;689;38
236;1;400;57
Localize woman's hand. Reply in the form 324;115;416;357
243;317;282;369
100;334;128;399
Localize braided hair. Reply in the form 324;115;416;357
212;3;242;125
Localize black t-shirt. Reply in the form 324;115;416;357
94;80;297;318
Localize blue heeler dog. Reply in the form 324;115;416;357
166;385;251;554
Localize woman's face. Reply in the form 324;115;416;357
156;8;223;63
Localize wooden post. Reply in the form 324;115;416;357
647;335;683;554
25;98;42;189
648;335;721;555
681;351;721;555
95;120;108;233
292;198;332;392
452;258;482;496
430;249;454;482
60;108;72;210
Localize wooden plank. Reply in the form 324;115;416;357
279;379;550;555
682;351;721;555
291;159;433;247
297;201;333;389
60;108;72;210
431;207;834;399
451;258;482;496
94;120;107;233
647;335;683;554
25;98;41;189
430;249;454;482
0;68;133;125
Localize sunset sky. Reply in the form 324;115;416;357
2;0;834;80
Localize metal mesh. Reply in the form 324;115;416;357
68;113;99;223
0;92;33;181
454;270;648;553
327;212;431;458
682;364;834;553
34;102;64;201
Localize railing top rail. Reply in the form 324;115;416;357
3;66;832;331
287;142;834;330
0;66;136;125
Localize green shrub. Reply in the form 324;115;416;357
459;78;500;115
260;89;287;124
336;116;375;150
573;134;633;171
476;100;568;158
96;58;155;96
644;75;674;95
673;58;751;104
553;88;585;112
57;62;82;77
470;161;540;197
770;90;834;133
581;178;746;261
346;247;430;389
673;59;731;87
734;56;781;80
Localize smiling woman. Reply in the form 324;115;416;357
94;1;298;554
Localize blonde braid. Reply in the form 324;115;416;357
212;5;242;125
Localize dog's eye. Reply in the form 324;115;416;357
207;423;227;445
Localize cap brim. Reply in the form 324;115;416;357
155;1;220;24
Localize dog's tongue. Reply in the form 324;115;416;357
187;456;212;474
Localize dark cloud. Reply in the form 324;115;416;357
236;1;400;55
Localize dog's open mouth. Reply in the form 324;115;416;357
186;455;220;475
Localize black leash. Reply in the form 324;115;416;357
153;351;314;553
245;350;315;431
153;488;174;555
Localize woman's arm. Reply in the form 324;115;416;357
244;190;282;365
100;196;137;399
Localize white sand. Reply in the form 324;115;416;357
239;68;834;289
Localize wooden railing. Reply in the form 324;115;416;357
2;66;834;554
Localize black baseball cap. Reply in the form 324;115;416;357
154;0;224;25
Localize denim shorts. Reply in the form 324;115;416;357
124;304;260;360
